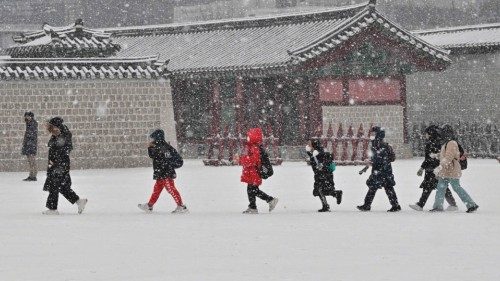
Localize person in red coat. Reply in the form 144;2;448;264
234;128;278;214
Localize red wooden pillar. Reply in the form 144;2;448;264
297;78;307;144
171;78;186;143
210;79;222;138
308;78;322;138
400;75;409;143
235;76;245;137
274;77;285;145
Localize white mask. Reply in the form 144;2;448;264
369;135;376;140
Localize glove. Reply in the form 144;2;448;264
305;145;312;152
433;165;442;175
429;153;439;159
417;168;424;177
312;150;319;157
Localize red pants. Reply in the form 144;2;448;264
148;178;183;206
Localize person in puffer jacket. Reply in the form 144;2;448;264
306;139;342;212
138;129;188;214
234;128;278;214
409;125;457;211
357;126;401;212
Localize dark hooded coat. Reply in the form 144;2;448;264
419;125;441;190
366;127;396;189
307;140;335;196
148;129;183;180
43;117;73;192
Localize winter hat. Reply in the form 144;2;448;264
24;111;34;118
311;139;324;152
150;129;165;142
424;125;440;140
48;117;64;129
441;125;456;141
371;126;385;140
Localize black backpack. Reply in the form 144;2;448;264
445;141;467;170
386;144;396;162
259;146;274;179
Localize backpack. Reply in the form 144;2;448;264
167;147;184;169
446;141;467;170
259;146;274;179
324;152;336;173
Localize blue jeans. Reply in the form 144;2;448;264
433;178;476;210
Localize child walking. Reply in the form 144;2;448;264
357;126;401;212
234;128;278;214
306;139;342;212
138;129;187;214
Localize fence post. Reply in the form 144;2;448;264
351;124;364;161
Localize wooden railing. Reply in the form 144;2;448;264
203;125;283;166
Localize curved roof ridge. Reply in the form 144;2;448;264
106;1;370;36
413;22;500;35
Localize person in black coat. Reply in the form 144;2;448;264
43;117;87;215
409;125;457;211
306;139;342;212
138;129;188;214
22;112;38;181
357;126;401;212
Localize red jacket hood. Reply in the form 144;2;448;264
247;128;263;145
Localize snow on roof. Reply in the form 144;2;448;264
414;23;500;49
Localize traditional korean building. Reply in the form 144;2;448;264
1;0;455;171
106;0;450;158
0;21;174;172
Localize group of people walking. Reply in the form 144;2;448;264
21;112;479;215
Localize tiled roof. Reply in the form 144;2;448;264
105;0;449;76
0;56;167;80
6;19;121;58
414;23;500;49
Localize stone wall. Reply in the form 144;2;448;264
0;79;176;172
406;51;500;127
322;105;413;158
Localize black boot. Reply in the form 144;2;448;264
387;205;401;212
336;190;343;205
318;205;330;212
357;205;371;212
23;177;36;181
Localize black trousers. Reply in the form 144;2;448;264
247;185;273;209
417;187;456;208
315;182;341;208
363;186;399;208
417;173;456;207
45;174;79;210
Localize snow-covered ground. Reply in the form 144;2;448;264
1;159;498;281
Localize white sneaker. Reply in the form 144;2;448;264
172;205;188;214
138;203;153;213
268;198;279;212
42;209;59;215
446;205;459;212
242;208;258;214
77;198;88;214
409;204;423;211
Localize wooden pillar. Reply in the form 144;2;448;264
210;79;222;137
308;78;322;138
235;76;245;137
400;75;409;143
297;77;307;143
274;77;285;145
171;78;186;143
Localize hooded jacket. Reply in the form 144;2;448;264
307;139;334;184
43;118;73;192
148;129;183;180
239;128;263;186
421;125;442;172
367;127;396;188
